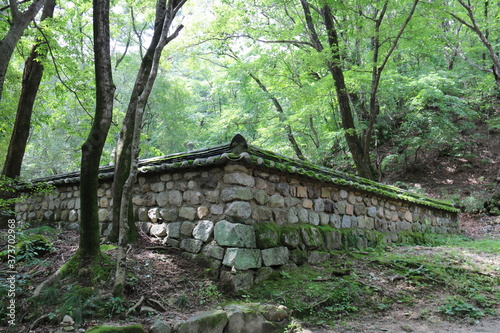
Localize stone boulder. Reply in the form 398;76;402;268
222;248;262;270
193;220;214;242
214;221;256;248
223;303;288;333
261;247;289;267
174;310;228;333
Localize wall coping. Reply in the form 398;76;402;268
30;134;459;213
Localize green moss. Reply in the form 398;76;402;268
254;223;281;249
86;325;146;333
100;244;117;252
58;251;114;284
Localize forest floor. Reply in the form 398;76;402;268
5;214;499;333
2;123;499;333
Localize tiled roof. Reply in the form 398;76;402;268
33;134;459;213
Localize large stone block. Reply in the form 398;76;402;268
223;248;262;270
202;243;225;260
224;172;255;187
224;304;282;333
221;187;253;202
225;201;252;220
280;227;301;249
167;222;181;238
261;247;289;267
150;223;167;237
179;207;196;220
174;310;227;333
300;227;322;249
179;238;203;253
193;220;214;242
214;220;256;248
254;223;280;249
220;271;255;293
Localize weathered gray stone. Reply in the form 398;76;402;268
151;182;165;193
167;222;182;238
224;304;282;333
287;208;299;224
210;204;224;215
268;194;284;208
308;211;320;226
223;248;262;270
300;227;322;249
354;204;368;216
367;206;377;218
224;172;255;187
322;230;341;250
214;220;256;248
180;238;203;253
149;318;172;333
148;208;160;222
260;304;289;322
65;222;79;231
313;199;325;212
156;191;169;207
261;247;289;267
168;190;183;206
179;207;196;220
297;208;308;223
341;215;351;228
137;207;148;221
307;251;331;264
254;267;275;284
221;187;253;202
160;208;178;222
163;237;180;248
225;201;252;220
202;244;225;260
220;270;255;292
180;221;196;236
174;310;228;333
193;220;214;242
150;223;168;237
280;228;301;249
252;206;273;222
69;209;79;222
254;190;267;205
183;190;203;205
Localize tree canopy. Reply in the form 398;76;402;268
0;0;498;181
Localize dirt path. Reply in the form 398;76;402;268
309;315;500;332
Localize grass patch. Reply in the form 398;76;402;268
246;236;500;326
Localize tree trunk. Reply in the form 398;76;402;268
322;4;374;180
0;0;46;102
111;0;186;297
248;73;305;160
109;0;186;243
78;0;115;274
0;0;56;228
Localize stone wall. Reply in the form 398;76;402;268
16;162;458;290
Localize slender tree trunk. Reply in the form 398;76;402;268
322;4;374;179
0;0;55;228
0;0;46;102
78;0;115;274
109;0;186;243
111;0;186;297
248;73;305;160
